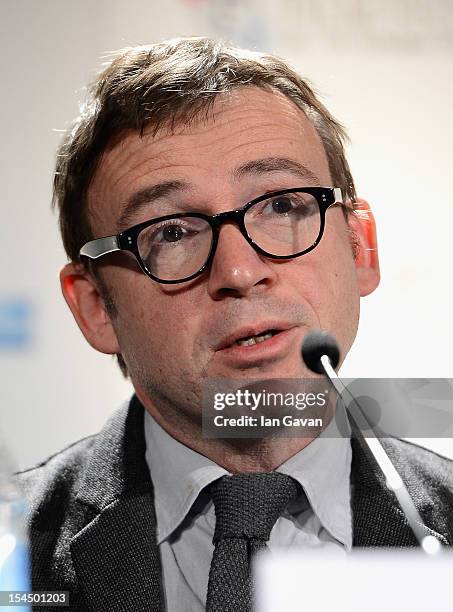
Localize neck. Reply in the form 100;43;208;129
135;386;330;472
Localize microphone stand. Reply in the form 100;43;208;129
320;354;442;555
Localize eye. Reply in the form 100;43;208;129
270;196;293;215
137;217;211;264
159;225;185;243
261;194;311;217
151;220;191;244
247;192;318;224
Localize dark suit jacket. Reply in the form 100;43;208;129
17;395;453;611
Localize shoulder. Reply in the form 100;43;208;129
354;434;453;494
383;438;453;539
15;434;102;595
16;434;95;494
383;437;453;492
16;434;98;518
14;399;144;594
16;400;140;517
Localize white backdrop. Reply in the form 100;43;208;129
1;0;452;469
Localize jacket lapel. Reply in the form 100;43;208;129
70;397;163;611
350;435;448;547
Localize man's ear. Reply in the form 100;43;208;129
348;199;380;297
59;262;121;354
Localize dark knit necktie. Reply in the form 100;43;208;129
206;472;300;612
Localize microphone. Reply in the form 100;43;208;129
301;330;441;555
301;330;340;374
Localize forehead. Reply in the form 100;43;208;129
88;87;331;233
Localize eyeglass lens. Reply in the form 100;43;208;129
136;191;321;282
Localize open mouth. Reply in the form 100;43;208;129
215;322;295;353
234;329;279;347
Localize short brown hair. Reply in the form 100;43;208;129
53;36;357;376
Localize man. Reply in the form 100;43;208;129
18;37;453;611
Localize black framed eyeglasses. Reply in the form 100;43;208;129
80;186;344;284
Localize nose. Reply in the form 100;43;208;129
207;222;278;299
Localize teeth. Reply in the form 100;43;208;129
236;332;274;346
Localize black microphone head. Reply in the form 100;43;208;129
301;330;340;374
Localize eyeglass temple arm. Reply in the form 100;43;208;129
333;187;343;204
80;236;120;259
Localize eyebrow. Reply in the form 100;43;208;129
233;157;322;185
117;156;321;232
117;180;190;231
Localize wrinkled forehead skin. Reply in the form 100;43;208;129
86;86;332;237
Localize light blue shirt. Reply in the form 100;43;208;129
144;412;352;612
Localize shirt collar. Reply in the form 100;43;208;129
278;419;352;550
144;410;352;549
144;410;227;543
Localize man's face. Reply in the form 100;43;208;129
80;87;377;420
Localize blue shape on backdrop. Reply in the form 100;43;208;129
0;298;33;349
